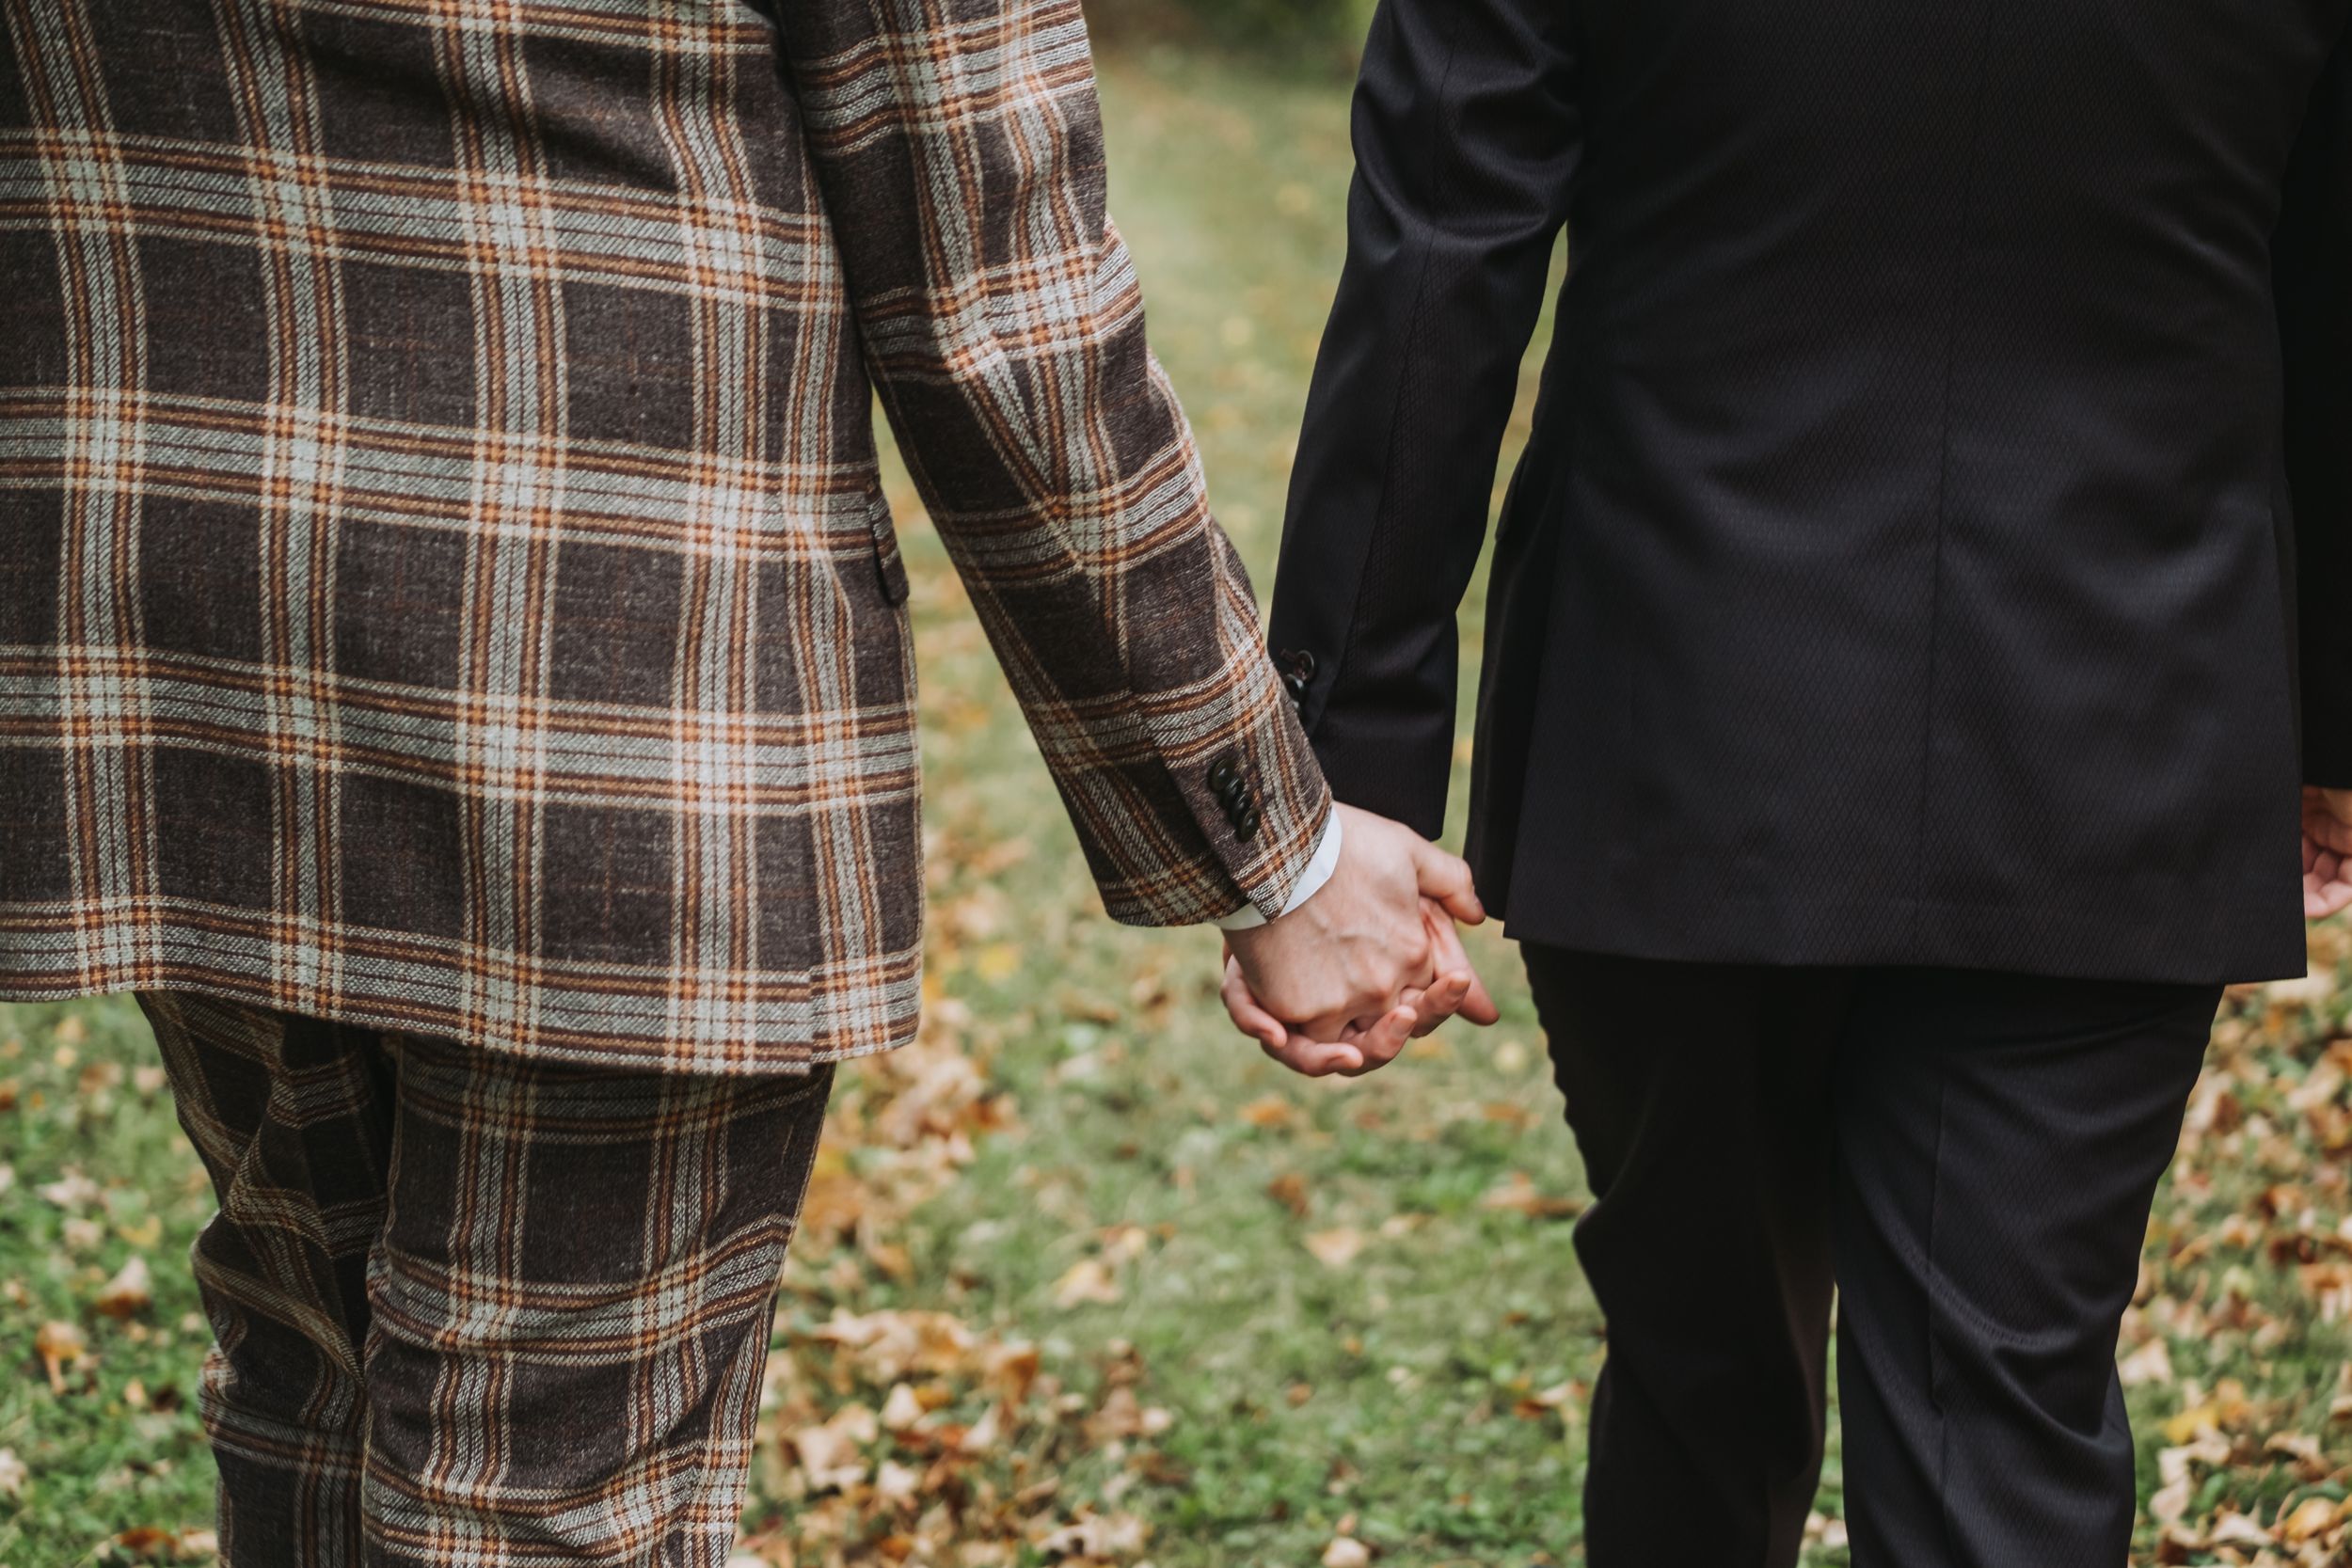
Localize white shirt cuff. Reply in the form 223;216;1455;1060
1212;811;1343;931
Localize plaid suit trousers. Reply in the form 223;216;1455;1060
137;990;834;1567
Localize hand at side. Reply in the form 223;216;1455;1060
2306;786;2352;918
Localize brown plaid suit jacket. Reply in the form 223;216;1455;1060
0;0;1330;1073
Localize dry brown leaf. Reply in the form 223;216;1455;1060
873;1458;924;1508
2278;1495;2342;1544
35;1170;98;1211
2147;1472;2195;1527
34;1319;84;1393
111;1527;181;1560
2118;1337;2174;1387
1479;1171;1583;1220
2206;1511;2274;1548
1304;1228;1366;1268
95;1255;152;1319
1266;1172;1311;1218
791;1402;878;1493
2266;971;2336;1007
1035;1512;1147;1559
982;1340;1040;1402
2265;1431;2324;1465
1052;1259;1121;1308
880;1382;925;1432
1085;1385;1172;1443
1238;1097;1296;1129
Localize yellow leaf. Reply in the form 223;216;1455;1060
2162;1402;2219;1445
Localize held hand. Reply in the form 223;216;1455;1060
1223;804;1480;1048
2305;786;2352;918
1223;897;1500;1076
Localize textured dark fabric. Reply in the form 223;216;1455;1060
1831;970;2217;1567
2281;39;2352;788
0;0;1331;1073
137;990;834;1566
1523;945;2219;1568
1272;0;2352;984
1521;951;1842;1567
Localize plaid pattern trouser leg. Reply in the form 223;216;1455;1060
135;992;835;1567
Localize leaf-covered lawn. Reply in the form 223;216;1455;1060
7;46;2352;1568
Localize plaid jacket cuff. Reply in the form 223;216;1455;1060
1213;812;1342;930
1080;648;1337;928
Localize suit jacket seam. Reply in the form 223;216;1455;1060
1909;0;2002;946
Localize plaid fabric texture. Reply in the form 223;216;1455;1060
138;990;835;1566
0;0;1330;1072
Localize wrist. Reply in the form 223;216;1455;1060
1211;807;1343;931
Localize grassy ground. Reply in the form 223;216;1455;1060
8;44;2352;1568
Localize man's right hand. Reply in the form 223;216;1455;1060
1222;803;1494;1074
2306;786;2352;918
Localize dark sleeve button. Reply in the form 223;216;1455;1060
1207;757;1239;793
1279;649;1317;682
1234;806;1262;840
1281;672;1309;700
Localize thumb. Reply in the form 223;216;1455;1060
1408;836;1486;925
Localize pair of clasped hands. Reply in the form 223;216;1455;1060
1219;802;1500;1076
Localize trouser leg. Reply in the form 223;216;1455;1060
138;992;396;1567
359;1034;834;1567
1831;968;2217;1568
141;990;837;1567
1522;946;1850;1568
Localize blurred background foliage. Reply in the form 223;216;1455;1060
1085;0;1374;70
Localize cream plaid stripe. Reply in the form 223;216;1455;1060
0;0;1328;1073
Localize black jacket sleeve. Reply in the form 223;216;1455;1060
1265;0;1580;836
2280;31;2352;787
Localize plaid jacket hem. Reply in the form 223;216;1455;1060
0;943;920;1075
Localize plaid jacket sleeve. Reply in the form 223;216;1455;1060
766;0;1332;927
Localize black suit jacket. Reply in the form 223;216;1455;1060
1270;0;2352;984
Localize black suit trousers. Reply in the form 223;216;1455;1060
1522;947;2219;1567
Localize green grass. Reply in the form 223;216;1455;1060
0;1001;219;1564
8;43;2352;1568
